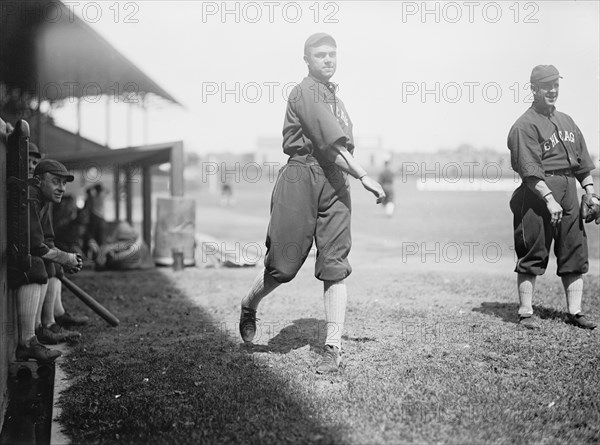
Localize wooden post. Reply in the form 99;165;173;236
142;165;152;249
170;141;184;197
113;165;120;220
125;165;133;224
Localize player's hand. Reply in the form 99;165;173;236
64;252;83;272
545;196;563;225
360;175;386;204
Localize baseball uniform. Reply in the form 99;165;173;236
508;104;596;276
264;74;354;283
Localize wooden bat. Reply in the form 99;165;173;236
59;276;120;327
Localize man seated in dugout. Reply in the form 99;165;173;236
8;157;84;362
32;143;89;339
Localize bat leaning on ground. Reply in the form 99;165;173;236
59;276;120;327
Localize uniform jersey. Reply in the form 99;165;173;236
507;105;595;180
282;75;354;159
264;74;354;283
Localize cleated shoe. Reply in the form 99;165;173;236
37;324;82;345
568;313;597;330
239;306;257;343
316;345;341;374
16;337;62;363
518;316;540;330
55;311;89;327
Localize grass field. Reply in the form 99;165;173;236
57;177;600;444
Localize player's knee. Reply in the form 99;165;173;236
267;267;298;283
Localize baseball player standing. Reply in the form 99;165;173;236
508;65;599;330
239;33;386;373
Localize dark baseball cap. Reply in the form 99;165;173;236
530;65;562;84
304;32;336;54
28;142;42;159
34;159;74;182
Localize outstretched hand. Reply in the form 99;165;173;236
360;176;386;204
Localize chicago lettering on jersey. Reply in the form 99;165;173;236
543;130;576;151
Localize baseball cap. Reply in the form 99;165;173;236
34;159;74;182
304;32;336;54
28;142;42;159
530;65;562;84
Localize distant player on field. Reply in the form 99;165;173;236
238;33;386;373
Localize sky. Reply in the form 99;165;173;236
51;1;600;157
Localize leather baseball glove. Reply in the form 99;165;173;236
580;193;600;224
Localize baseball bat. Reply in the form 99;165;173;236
59;276;120;327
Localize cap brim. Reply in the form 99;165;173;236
52;172;75;182
29;152;42;159
534;74;562;83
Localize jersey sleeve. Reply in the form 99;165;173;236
507;125;545;180
293;83;349;153
573;124;596;176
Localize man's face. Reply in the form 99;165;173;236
39;173;68;204
28;156;40;178
533;79;559;108
304;43;337;82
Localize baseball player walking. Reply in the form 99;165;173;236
239;33;386;373
508;65;599;330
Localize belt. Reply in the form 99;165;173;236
545;168;575;177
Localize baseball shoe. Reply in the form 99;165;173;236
316;345;341;374
239;306;257;343
16;337;62;363
36;324;82;345
568;313;597;330
518;316;540;330
55;311;89;327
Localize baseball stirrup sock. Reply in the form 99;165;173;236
323;280;347;350
16;284;42;346
562;274;583;315
35;283;49;328
517;273;536;317
42;278;60;327
241;268;281;310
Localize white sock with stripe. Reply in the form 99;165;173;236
16;284;42;346
241;268;281;310
517;273;536;317
562;274;583;315
323;280;347;350
35;283;49;329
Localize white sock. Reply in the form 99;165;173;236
42;278;60;327
323;280;347;350
517;273;536;317
35;283;49;329
241;268;281;310
54;281;66;317
16;284;42;346
562;274;583;315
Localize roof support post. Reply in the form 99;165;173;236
170;141;184;197
142;165;152;249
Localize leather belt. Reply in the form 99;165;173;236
545;168;575;177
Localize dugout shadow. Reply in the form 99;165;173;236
473;302;566;324
55;270;347;444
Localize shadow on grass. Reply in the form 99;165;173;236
57;270;346;444
473;302;566;324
